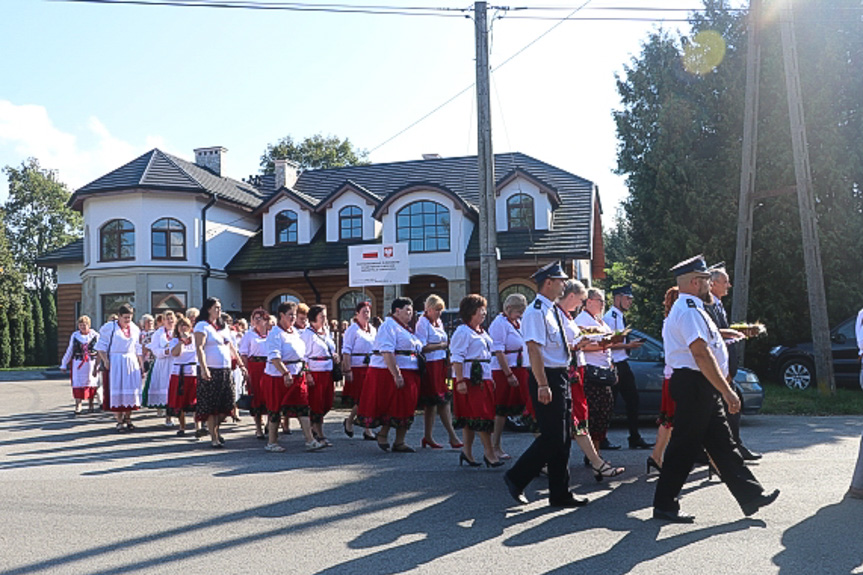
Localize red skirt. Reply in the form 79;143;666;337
356;367;420;429
418;359;451;407
453;379;495;432
72;380;97;400
658;377;675;428
518;367;536;423
246;359;267;412
167;373;197;412
493;368;526;416
342;365;368;408
307;370;335;423
261;372;310;417
570;365;589;436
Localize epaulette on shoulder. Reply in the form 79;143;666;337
533;299;543;309
611;310;618;318
686;299;697;308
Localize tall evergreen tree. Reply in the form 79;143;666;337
30;291;46;365
22;295;34;366
0;309;10;369
42;289;58;366
8;298;25;368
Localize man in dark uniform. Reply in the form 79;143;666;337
653;255;778;523
504;261;588;508
604;284;653;449
704;263;762;461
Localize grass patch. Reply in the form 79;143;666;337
0;366;52;372
761;382;863;416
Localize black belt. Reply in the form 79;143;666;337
350;353;372;356
249;356;267;362
373;350;419;356
176;363;195;395
462;358;491;363
307;356;333;361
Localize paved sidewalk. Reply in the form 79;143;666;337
1;377;861;575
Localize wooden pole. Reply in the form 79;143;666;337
780;3;835;394
475;1;500;318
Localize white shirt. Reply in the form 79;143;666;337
239;329;269;358
855;309;863;357
194;321;233;369
61;330;99;369
488;313;529;370
341;322;377;368
559;308;587;367
169;337;197;375
450;324;494;381
264;324;306;377
522;293;570;369
662;293;729;376
147;326;172;360
575;310;614;369
95;321;142;357
415;315;448;362
603;305;630;363
301;327;336;372
370;317;423;370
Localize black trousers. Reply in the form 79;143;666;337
613;360;641;439
653;368;763;513
508;367;572;503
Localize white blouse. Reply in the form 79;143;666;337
575;310;614;369
148;326;172;360
341;322;377;368
450;324;494;381
559;309;587;367
488;313;529;370
95;321;142;357
370;317;423;370
194;321;233;369
239;329;269;358
415;315;448;362
169;337;197;375
264;324;306;377
300;327;335;372
61;330;99;369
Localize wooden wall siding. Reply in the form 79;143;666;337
57;284;83;363
469;264;539;295
240;276;383;319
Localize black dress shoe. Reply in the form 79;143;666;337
653;508;695;523
549;496;589;508
738;445;763;461
741;489;780;516
503;472;528;505
600;438;621;450
629;436;655;449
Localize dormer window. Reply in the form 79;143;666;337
396;200;450;253
506;193;534;230
275;210;298;245
339;206;363;241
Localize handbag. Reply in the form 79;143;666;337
584;364;618;387
331;362;344;382
236;391;253;411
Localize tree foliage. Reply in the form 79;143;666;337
0;310;10;369
612;1;863;363
259;133;370;174
42;289;58;365
31;291;46;365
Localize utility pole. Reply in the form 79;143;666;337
475;1;500;318
780;3;835;394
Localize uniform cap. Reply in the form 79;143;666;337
670;254;710;278
531;261;569;284
707;261;726;272
611;284;633;297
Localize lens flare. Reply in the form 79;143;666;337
682;30;727;76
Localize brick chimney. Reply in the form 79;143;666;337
274;158;300;189
194;146;227;176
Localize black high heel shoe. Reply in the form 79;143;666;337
459;452;480;467
646;456;662;474
592;460;624;482
484;456;505;468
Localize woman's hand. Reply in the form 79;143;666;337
456;380;468;395
394;372;405;389
537;385;552;405
283;372;294;388
305;372;315;386
506;372;519;387
200;367;212;382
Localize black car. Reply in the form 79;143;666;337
617;329;764;416
768;317;861;390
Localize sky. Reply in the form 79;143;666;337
0;1;721;227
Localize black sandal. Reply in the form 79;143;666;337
592;460;624;482
376;433;390;452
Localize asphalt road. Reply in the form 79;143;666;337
1;376;861;575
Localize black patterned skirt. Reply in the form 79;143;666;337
195;367;235;421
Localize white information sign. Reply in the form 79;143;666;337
348;243;410;287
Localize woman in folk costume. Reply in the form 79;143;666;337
300;305;340;445
143;310;176;427
489;293;529;461
167;315;201;437
60;315;100;414
415;294;462;450
95;304;144;432
450;294;502;468
357;297;423;453
340;300;377;441
239;308;270;440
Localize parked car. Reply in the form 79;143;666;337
617;329;764;416
768;316;861;390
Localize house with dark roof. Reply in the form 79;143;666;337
39;146;605;360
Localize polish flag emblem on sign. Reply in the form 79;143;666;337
363;251;378;260
383;247;394;258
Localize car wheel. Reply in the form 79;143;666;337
780;358;814;390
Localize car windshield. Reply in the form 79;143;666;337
628;333;663;362
834;319;855;342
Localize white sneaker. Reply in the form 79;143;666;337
305;440;326;452
163;420;176;428
264;443;285;453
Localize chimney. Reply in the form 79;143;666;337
274;158;300;189
194;146;227;176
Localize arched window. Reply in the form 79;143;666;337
339;205;363;241
337;291;370;323
100;219;135;261
276;210;298;244
151;217;186;260
395;200;450;253
269;293;301;315
500;283;536;305
507;194;534;230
